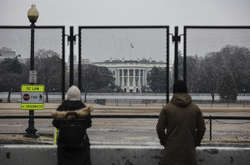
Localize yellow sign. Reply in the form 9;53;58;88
21;84;45;110
54;128;58;145
21;84;44;92
21;104;44;110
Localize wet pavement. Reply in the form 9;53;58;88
0;103;250;145
0;116;250;145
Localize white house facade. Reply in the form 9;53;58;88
94;60;166;93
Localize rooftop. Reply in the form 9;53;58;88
95;59;166;65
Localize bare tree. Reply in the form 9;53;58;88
35;49;62;102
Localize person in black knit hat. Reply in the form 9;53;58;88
156;80;205;165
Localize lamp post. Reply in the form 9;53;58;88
25;4;39;138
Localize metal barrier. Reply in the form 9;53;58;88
1;145;250;165
0;114;250;141
183;26;250;98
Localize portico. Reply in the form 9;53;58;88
94;60;165;93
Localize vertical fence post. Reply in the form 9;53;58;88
7;88;11;103
172;26;181;84
69;26;75;86
183;27;187;83
62;27;65;100
166;27;170;103
78;28;82;92
209;115;212;141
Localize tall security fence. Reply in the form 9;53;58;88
0;25;250;142
1;26;250;105
78;26;170;104
0;26;65;102
183;26;250;104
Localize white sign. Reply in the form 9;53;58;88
29;70;37;83
21;92;44;104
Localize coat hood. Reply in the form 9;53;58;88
171;93;192;107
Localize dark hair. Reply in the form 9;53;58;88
173;80;188;93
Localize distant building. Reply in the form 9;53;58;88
94;59;166;93
0;47;16;61
81;58;90;64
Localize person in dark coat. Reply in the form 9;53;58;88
52;85;92;165
156;80;206;165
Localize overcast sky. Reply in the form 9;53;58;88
0;0;250;63
1;0;250;26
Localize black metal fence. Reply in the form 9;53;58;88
78;26;170;103
183;26;250;103
0;114;250;142
1;25;250;104
0;26;66;101
1;25;250;143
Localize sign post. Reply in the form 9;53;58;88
22;84;44;138
26;4;39;138
29;70;37;84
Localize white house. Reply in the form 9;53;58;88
94;59;166;93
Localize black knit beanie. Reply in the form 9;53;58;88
173;80;188;93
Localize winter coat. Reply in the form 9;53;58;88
52;100;92;165
156;93;206;165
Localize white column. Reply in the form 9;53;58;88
144;69;147;87
133;69;136;88
115;68;119;85
141;70;145;86
121;68;124;87
127;69;129;87
138;69;141;87
143;70;145;87
116;69;119;86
